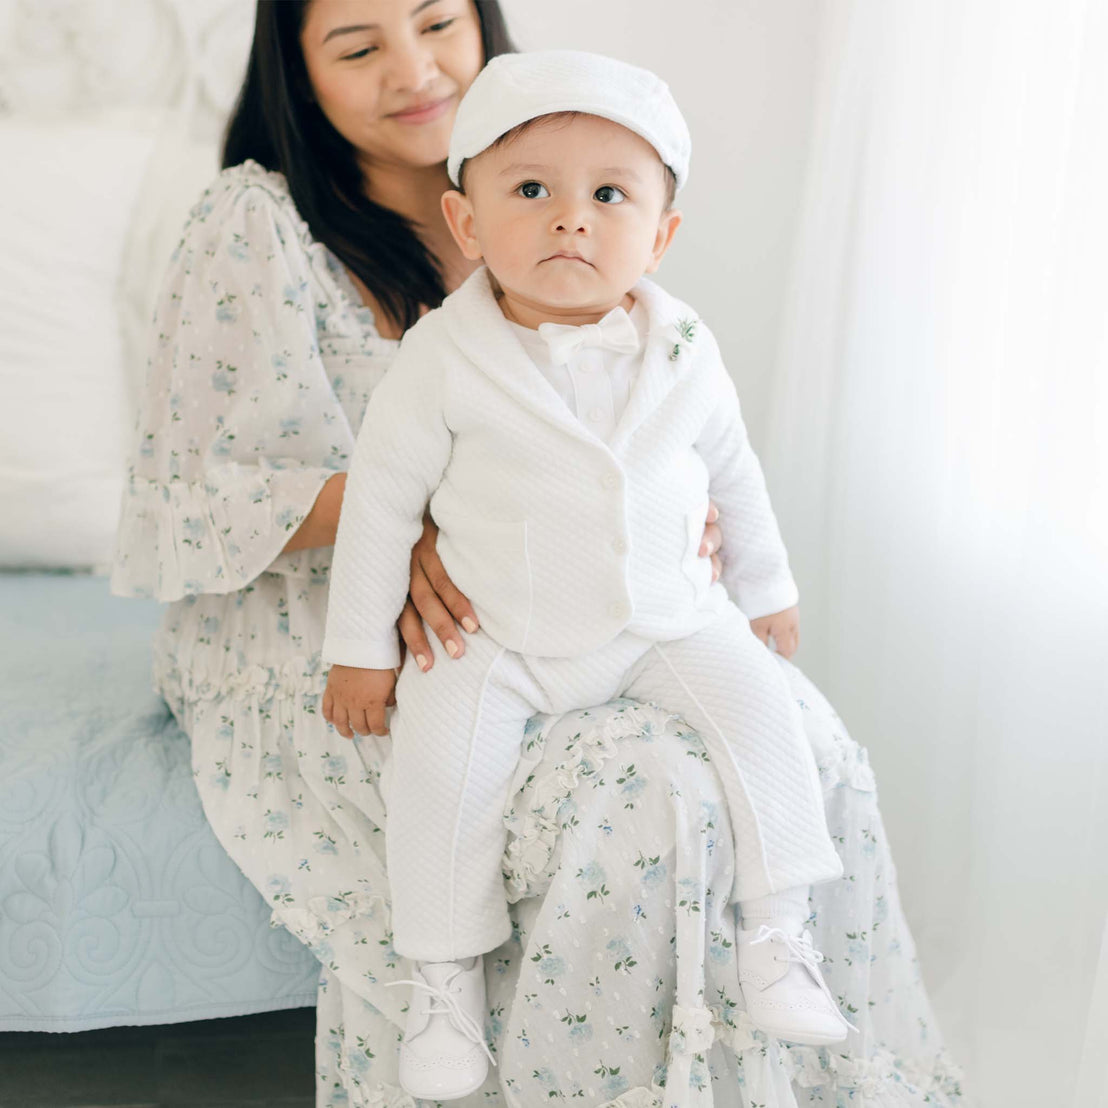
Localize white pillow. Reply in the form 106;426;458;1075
0;111;216;570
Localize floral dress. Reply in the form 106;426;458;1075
113;161;969;1108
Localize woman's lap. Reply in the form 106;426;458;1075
186;660;967;1107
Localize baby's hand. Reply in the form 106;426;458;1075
749;605;800;659
323;664;396;739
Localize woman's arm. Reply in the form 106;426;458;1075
111;174;358;603
282;472;347;553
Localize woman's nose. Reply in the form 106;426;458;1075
385;41;438;93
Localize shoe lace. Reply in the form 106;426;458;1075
385;967;498;1067
750;925;859;1033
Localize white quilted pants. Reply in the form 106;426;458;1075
385;602;843;961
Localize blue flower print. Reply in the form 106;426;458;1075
210;433;234;458
181;516;206;543
537;955;565;983
709;928;734;965
639;859;667;889
283;281;307;308
606;936;637;974
211;363;237;394
562;1011;592;1042
874;894;889;926
575;860;609;900
532;1067;557;1093
266;874;293;905
215;295;239;323
227;236;249;262
599;1068;629;1098
264;809;289;839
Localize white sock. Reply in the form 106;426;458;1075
417;956;479;971
739;886;811;933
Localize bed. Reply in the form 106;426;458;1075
0;571;320;1031
0;1;320;1032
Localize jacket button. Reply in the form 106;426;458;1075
601;472;619;489
612;538;628;555
608;602;628;620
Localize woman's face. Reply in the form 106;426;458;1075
300;0;485;172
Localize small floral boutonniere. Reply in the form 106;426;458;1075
669;317;699;362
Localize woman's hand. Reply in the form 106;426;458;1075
323;663;396;739
698;501;723;583
397;514;479;671
396;504;722;671
750;605;800;659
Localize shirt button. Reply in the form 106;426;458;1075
601;472;619;489
587;407;604;423
612;537;628;555
608;602;628;620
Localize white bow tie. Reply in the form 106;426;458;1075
537;308;640;367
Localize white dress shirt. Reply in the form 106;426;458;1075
507;301;647;445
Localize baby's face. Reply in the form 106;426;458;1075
443;113;681;323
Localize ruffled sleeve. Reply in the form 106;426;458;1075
112;167;354;601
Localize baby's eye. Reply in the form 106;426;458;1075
594;185;627;204
517;181;550;200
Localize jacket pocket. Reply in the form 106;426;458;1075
435;516;533;651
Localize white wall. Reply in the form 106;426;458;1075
500;0;824;451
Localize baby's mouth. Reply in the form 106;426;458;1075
544;253;593;266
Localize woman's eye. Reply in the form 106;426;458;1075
595;185;627;204
518;182;550;200
424;18;457;32
341;47;377;60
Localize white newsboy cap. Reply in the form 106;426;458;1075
447;50;691;192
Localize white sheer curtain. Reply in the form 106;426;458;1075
765;2;1108;1104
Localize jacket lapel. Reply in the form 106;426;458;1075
442;268;602;449
607;278;698;457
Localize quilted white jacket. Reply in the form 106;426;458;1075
323;268;798;669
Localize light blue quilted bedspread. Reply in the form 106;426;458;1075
0;573;319;1031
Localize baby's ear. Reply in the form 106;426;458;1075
441;190;484;261
646;208;683;274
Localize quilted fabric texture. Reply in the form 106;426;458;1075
386;605;842;961
315;674;969;1108
0;573;319;1031
323;267;798;670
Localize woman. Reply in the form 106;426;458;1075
113;1;966;1104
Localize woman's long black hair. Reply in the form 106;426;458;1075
223;1;515;334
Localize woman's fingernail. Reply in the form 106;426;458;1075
462;616;478;633
446;640;459;657
415;653;428;671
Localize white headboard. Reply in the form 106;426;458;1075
0;0;254;140
0;0;255;570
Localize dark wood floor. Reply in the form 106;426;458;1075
0;1007;315;1108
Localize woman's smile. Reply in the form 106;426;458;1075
388;93;455;124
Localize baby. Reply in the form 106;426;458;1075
322;51;852;1101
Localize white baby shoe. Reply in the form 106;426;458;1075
737;923;856;1045
386;956;495;1101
